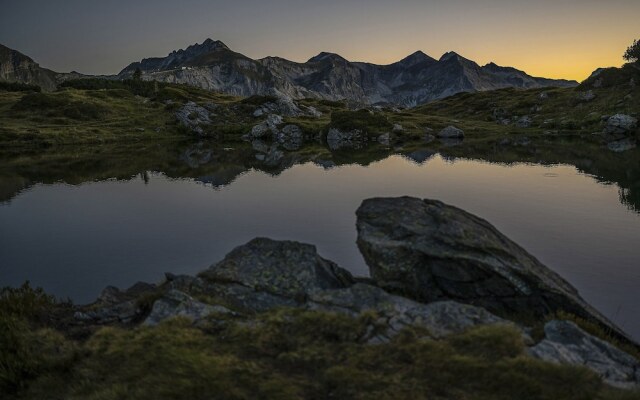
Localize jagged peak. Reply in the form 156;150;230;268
307;52;346;63
439;51;463;62
482;62;518;73
397;51;436;67
171;39;229;56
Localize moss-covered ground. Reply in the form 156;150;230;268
1;284;639;400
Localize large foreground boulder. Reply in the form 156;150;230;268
200;238;355;299
356;196;630;343
197;238;508;340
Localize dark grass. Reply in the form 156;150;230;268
1;285;639;399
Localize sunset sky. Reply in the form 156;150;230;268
1;0;638;81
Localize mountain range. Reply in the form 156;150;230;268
2;39;577;107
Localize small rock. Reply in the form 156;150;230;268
530;320;640;389
377;132;391;146
516;116;532;128
263;146;284;167
250;122;270;138
144;290;231;326
392;124;403;132
252;140;270;153
437;126;464;139
608;138;637;153
578;90;596;102
604;114;638;135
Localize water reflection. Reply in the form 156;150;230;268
1;139;639;212
1;140;640;340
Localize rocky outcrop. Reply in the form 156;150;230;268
530;320;640;389
73;282;157;325
200;238;354;298
175;101;212;136
252;96;321;118
68;201;640;389
308;283;509;342
169;238;508;341
604;114;638;135
355;196;631;343
144;289;232;326
0;43;58;91
249;114;283;139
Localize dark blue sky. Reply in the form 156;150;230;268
1;0;638;79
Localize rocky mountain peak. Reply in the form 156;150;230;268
439;51;465;62
112;40;577;107
397;51;436;67
308;52;346;63
175;39;229;57
0;43;57;91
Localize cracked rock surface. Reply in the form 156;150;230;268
355;196;631;344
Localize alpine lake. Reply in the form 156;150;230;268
1;138;639;340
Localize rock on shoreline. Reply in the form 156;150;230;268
356;196;631;343
73;197;640;389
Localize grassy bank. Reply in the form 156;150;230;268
1;64;637;152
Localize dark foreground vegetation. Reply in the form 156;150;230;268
1;283;638;400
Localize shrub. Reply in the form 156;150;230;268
329;109;392;134
623;39;640;64
240;95;277;105
12;92;68;111
0;81;41;93
0;283;74;395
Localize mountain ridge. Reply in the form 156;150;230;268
0;40;578;106
117;39;577;107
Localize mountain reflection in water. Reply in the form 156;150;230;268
1;140;639;340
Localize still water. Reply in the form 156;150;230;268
1;154;639;339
